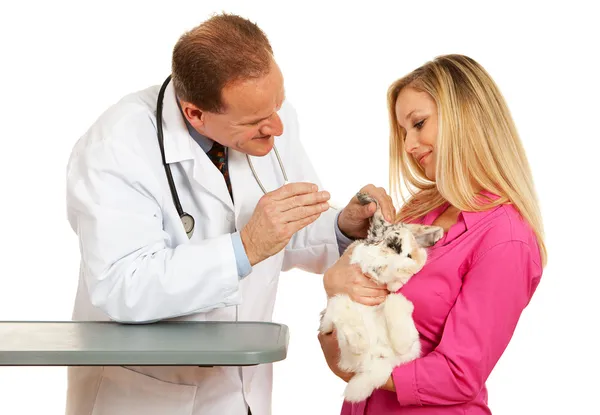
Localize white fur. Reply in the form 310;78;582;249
320;292;421;402
319;193;443;402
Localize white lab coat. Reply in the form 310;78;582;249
64;81;341;415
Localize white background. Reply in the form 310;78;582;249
0;1;598;414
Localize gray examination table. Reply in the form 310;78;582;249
0;321;289;366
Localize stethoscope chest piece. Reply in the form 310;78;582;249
181;213;195;239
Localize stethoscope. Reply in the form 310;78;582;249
156;75;289;239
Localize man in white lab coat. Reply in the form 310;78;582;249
65;13;394;415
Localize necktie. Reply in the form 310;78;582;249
206;142;233;201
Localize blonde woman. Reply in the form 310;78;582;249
319;54;546;414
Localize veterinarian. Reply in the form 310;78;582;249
64;13;395;415
318;54;546;414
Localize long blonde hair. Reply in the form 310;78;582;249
388;54;547;267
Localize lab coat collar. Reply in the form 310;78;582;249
175;94;214;153
161;81;195;164
160;80;234;210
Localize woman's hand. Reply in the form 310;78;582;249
323;248;389;306
318;330;353;382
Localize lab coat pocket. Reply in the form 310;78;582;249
91;366;197;415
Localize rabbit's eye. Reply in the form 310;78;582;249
407;253;412;259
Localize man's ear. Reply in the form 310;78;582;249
402;224;444;247
179;99;205;128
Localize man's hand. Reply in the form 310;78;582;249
323;247;389;306
337;184;395;239
240;182;330;266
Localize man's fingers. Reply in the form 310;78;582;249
283;202;329;222
362;202;376;217
281;190;330;212
270;182;319;201
380;193;396;223
370;187;395;222
286;211;322;234
350;201;375;221
357;185;396;222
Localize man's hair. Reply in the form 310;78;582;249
171;13;274;113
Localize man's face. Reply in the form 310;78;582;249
181;60;285;157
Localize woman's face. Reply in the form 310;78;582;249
395;87;439;181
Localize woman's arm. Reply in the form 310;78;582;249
384;240;542;405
